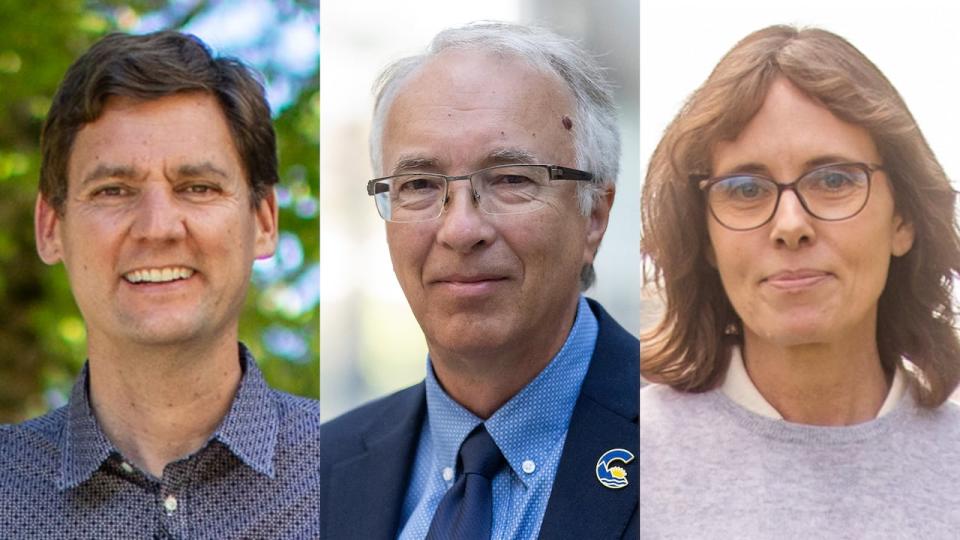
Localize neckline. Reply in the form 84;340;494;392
720;344;907;421
706;386;913;445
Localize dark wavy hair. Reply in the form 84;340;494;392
40;30;277;213
641;25;960;407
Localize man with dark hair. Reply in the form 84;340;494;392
0;31;319;538
320;22;638;539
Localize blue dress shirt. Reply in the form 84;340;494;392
398;296;598;540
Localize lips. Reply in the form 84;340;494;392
123;266;195;284
434;273;506;284
762;269;833;290
429;272;510;297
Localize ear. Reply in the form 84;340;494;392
254;187;279;260
35;194;64;265
890;212;915;257
583;186;614;265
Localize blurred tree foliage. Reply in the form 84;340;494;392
0;0;319;422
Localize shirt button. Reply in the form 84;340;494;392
120;462;134;474
163;495;178;514
442;467;454;482
522;460;536;474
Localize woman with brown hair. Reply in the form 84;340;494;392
640;25;960;537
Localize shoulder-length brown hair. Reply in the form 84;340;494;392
641;25;960;407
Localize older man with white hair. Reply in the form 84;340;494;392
320;22;638;539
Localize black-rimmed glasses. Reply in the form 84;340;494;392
696;162;881;231
366;164;594;223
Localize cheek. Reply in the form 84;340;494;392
386;226;431;280
707;228;747;282
709;238;758;318
507;216;584;282
60;217;113;264
843;233;894;297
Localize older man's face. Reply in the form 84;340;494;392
35;92;277;350
380;50;610;361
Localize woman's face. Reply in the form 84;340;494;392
707;77;914;349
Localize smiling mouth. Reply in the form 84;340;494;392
123;266;195;284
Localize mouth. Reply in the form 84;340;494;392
431;273;509;296
434;273;508;284
123;266;195;284
762;269;833;290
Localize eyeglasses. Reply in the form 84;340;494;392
696;162;881;231
366;164;594;222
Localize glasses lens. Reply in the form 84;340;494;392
373;174;445;222
707;175;778;230
474;165;551;215
797;164;870;220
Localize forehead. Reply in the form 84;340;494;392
68;92;243;186
381;49;577;172
711;78;878;176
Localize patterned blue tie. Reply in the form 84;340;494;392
425;424;505;540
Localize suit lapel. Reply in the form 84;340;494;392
326;385;426;539
539;300;639;540
324;300;638;539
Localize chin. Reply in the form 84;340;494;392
749;322;836;348
426;318;514;357
119;316;210;346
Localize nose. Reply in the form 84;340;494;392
435;181;496;253
768;189;815;249
130;184;187;242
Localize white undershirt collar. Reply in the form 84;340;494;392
720;345;906;420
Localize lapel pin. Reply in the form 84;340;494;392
596;448;634;489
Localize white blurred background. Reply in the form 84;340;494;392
320;0;640;420
640;0;960;196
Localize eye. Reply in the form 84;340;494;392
734;182;760;198
397;176;441;192
180;183;223;196
717;176;772;200
819;172;854;190
803;165;867;193
91;185;130;198
492;174;535;186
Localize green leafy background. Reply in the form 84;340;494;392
0;0;319;422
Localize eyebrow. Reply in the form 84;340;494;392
804;155;856;169
719;154;862;178
483;148;538;166
174;162;230;180
81;164;141;186
392;156;440;175
80;161;230;186
389;148;540;176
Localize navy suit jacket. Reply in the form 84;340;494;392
320;299;639;539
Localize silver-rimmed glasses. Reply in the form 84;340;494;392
696;162;881;231
366;164;594;223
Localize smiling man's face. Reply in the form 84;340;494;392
35;92;277;351
380;50;611;361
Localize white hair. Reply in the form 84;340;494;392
369;21;621;219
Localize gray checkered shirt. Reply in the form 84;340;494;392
0;344;320;539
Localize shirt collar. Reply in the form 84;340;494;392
721;344;907;419
213;344;279;478
58;343;278;490
424;296;598;487
58;364;115;490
